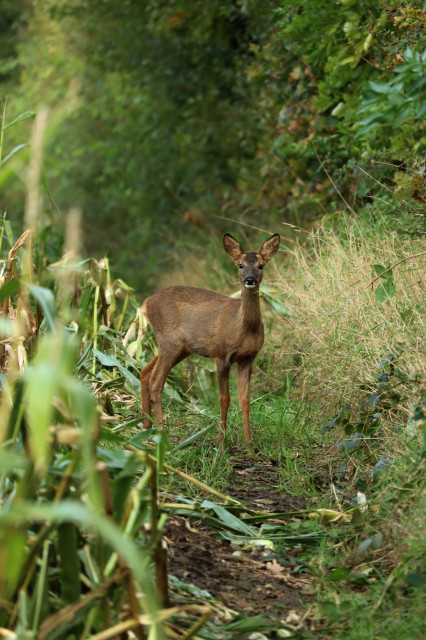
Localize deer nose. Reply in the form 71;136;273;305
244;276;257;288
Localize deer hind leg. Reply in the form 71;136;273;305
237;358;254;451
150;350;188;429
140;356;158;429
216;359;231;448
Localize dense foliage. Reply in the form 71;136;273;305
0;0;424;288
0;3;425;635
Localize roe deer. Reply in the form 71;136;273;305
140;233;280;449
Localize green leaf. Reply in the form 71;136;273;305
127;431;154;446
201;500;256;535
24;364;57;472
321;404;351;434
416;100;426;118
393;105;413;127
1;143;28;166
58;523;82;604
373;264;390;278
3;111;36;130
358;113;385;127
372;454;391;477
384;278;396;298
329;567;351;582
357;119;385;135
335;432;362;451
348;570;370;585
375;284;387;304
98;446;132;469
0;527;27;600
357;537;373;554
172;421;216;452
93;349;139;389
3;220;14;246
368;81;390;94
0;278;20;303
28;284;56;331
0;450;29;472
260;285;292;317
163;382;183;402
375;278;396;304
92;349;117;368
407;573;425;589
387;92;405;107
371;531;383;550
169;575;213;600
220;529;323;545
225;614;280;633
31;540;50;628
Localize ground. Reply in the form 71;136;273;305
166;455;311;619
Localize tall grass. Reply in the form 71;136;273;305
278;217;424;431
270;216;425;637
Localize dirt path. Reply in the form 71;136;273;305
166;456;311;618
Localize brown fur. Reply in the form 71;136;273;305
140;233;280;449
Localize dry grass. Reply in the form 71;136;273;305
276;218;425;423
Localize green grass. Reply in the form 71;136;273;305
158;363;314;495
156;374;424;640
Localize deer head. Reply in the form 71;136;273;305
223;233;280;290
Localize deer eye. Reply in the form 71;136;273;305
238;263;244;269
258;264;263;270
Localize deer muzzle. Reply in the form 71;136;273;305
244;277;257;289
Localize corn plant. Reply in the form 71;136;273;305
0;221;171;639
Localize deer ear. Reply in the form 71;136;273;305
223;233;244;262
259;234;280;262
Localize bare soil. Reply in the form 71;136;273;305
166;456;311;618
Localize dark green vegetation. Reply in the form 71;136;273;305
0;1;425;639
1;0;424;288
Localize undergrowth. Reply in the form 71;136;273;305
153;209;425;639
0;210;424;638
272;214;425;638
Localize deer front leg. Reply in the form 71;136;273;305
216;359;230;448
237;358;254;451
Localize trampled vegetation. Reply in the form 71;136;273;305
0;1;425;639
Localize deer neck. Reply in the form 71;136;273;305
239;286;262;333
